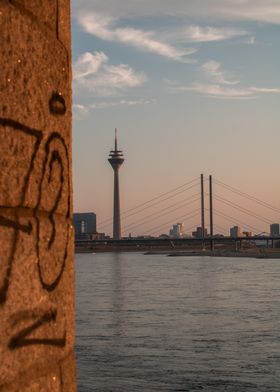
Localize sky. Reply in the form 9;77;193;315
71;0;280;237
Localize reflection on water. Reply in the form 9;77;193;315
75;252;280;391
111;253;124;338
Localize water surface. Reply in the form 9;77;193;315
76;252;280;391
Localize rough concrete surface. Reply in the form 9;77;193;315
0;0;75;390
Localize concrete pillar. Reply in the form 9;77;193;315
0;1;75;390
113;168;121;240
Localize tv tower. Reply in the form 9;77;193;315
108;128;125;240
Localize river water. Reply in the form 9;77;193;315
75;252;280;391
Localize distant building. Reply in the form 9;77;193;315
230;226;242;238
91;232;107;240
73;212;97;241
192;227;207;239
270;223;280;237
170;223;185;238
159;234;170;239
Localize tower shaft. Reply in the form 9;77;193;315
113;168;121;240
200;173;205;241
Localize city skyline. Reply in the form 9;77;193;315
74;172;280;239
72;0;280;236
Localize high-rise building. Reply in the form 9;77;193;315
108;129;124;240
73;212;96;241
270;223;280;237
170;223;185;238
192;227;207;239
230;226;242;238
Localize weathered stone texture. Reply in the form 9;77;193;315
0;0;75;390
8;0;58;32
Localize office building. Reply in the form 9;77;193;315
192;227;207;239
270;223;280;237
73;212;96;241
170;223;185;238
230;226;242;238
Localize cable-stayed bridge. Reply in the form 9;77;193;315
96;174;280;243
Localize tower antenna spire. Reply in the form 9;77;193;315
115;128;118;151
108;128;124;240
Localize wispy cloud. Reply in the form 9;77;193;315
202;60;239;85
176;84;255;99
250;87;280;93
73;51;108;80
73;51;147;96
183;25;248;42
77;12;196;62
73;99;155;116
73;0;280;25
169;60;280;99
179;83;280;99
247;36;256;45
73;103;89;116
90;99;156;109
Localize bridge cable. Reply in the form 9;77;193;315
214;178;280;213
99;179;200;229
123;195;201;233
142;209;201;236
214;194;272;225
214;210;262;234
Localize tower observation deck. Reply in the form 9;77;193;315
108;129;125;240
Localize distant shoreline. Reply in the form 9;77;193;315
75;247;280;259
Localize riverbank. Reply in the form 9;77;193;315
75;246;280;259
165;249;280;259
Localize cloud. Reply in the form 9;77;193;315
77;12;196;62
168;59;280;99
214;0;280;25
73;51;108;80
73;104;89;115
183;25;248;42
248;36;256;45
250;87;280;93
73;99;155;115
90;99;156;109
173;83;280;99
73;51;147;96
202;60;239;85
73;0;280;25
177;84;255;99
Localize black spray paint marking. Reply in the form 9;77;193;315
8;308;66;349
0;93;70;303
0;118;42;305
36;132;70;292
